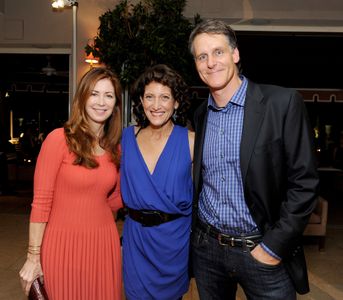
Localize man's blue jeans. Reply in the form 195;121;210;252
191;225;296;300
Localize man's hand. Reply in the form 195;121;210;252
250;244;281;266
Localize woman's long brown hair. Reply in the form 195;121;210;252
64;67;122;169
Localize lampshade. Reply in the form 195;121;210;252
85;52;99;65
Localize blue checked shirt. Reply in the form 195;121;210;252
198;76;280;259
198;76;258;236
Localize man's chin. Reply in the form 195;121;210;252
207;82;227;92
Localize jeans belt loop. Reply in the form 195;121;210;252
242;237;247;252
217;234;224;246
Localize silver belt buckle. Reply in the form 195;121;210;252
217;233;234;246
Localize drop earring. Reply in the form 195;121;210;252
172;110;177;122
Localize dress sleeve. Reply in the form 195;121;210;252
107;171;123;212
30;128;67;222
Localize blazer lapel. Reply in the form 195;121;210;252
240;81;266;183
193;101;208;197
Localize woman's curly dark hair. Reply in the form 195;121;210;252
131;64;190;128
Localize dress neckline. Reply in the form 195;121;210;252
132;125;176;176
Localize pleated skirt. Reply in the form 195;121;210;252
41;223;122;300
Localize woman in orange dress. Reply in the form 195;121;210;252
19;67;123;300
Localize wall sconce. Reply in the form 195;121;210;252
51;0;77;8
85;52;99;68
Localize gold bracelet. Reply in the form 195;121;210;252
28;245;41;248
28;246;40;250
28;245;41;255
28;250;41;255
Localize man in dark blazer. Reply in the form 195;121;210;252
189;19;319;299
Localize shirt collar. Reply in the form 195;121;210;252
208;75;248;112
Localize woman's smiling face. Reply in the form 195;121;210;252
85;78;116;131
141;81;179;128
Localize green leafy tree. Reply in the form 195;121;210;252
85;0;202;87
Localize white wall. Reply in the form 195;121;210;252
0;0;72;46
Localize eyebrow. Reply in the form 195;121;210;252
144;93;172;96
196;47;225;56
91;90;114;94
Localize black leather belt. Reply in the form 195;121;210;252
128;207;181;227
197;218;262;248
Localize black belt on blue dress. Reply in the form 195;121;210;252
127;207;182;227
196;218;262;248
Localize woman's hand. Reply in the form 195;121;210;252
19;253;43;296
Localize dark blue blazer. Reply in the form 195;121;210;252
192;79;319;294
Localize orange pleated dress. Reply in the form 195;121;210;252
30;128;122;300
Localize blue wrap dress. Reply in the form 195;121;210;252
121;125;193;300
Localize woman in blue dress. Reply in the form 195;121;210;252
121;64;194;300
